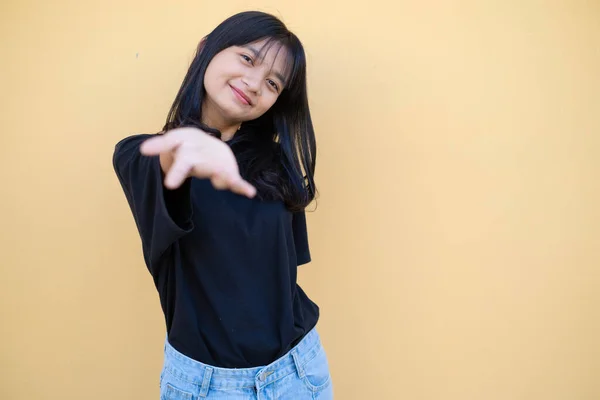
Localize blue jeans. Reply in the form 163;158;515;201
160;327;334;399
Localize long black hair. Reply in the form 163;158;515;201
162;11;317;212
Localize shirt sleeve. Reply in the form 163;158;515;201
292;210;311;266
112;134;194;270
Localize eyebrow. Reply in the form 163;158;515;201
245;45;287;85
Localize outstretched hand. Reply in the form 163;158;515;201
140;127;256;199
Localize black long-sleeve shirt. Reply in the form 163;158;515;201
112;133;319;368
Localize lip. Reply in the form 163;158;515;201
230;85;252;106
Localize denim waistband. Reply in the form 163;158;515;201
163;327;321;395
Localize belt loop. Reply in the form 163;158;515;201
198;366;213;398
291;348;305;379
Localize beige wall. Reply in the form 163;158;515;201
2;1;599;399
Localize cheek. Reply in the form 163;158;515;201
260;92;279;110
204;61;230;89
203;68;217;95
203;73;230;105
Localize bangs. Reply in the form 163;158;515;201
251;36;304;92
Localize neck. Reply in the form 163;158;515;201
201;101;241;142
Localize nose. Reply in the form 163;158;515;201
242;72;262;94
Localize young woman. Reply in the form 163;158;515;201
112;11;333;399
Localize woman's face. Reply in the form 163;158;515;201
203;38;289;124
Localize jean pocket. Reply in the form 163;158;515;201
161;382;194;400
301;345;332;392
160;367;195;400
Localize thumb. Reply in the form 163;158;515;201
140;134;180;156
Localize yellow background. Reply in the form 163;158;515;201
1;1;599;399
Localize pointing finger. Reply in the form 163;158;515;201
211;171;230;190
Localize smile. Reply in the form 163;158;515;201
230;85;252;106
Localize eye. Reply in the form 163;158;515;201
267;79;279;92
241;54;253;65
